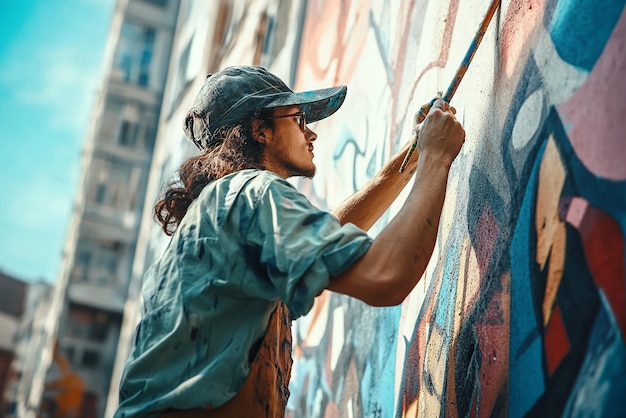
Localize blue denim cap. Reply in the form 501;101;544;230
183;66;347;150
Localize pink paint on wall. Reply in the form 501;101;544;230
557;12;626;180
498;0;547;77
564;197;626;339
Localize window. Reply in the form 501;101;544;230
138;48;152;87
97;251;119;285
144;0;167;6
90;312;109;341
89;157;136;211
68;308;90;339
75;250;92;281
72;240;123;285
68;305;110;343
119;120;138;147
95;184;106;204
109;102;156;151
71;238;127;285
82;349;100;368
114;23;156;87
65;346;76;364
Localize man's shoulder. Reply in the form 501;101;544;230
223;169;294;194
227;168;279;183
195;170;295;209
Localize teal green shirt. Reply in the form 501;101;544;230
116;170;373;417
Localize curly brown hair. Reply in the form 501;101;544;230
154;117;271;235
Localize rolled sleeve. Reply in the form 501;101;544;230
245;178;373;318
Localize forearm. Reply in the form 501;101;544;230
333;141;419;230
328;152;451;305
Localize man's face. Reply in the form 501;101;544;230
260;105;318;179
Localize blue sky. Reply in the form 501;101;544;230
0;0;114;283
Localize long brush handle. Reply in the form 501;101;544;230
399;0;501;173
443;0;501;102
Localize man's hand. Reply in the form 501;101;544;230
400;94;458;173
416;98;465;168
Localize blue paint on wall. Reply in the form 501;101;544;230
549;0;626;71
563;292;626;416
509;140;546;418
433;250;460;331
359;306;401;418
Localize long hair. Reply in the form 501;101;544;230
154;117;270;235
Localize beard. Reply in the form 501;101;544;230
292;166;316;179
284;159;316;179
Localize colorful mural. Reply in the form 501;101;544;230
287;0;626;416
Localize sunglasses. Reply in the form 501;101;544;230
261;111;306;132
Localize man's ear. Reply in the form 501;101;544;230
251;119;270;144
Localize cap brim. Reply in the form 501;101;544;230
263;86;347;123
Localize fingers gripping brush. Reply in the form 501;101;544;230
399;0;502;173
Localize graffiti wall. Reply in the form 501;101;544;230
287;0;626;416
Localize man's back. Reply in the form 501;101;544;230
116;169;372;416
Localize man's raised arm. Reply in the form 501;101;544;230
328;99;465;306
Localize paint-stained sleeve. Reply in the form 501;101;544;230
245;177;373;318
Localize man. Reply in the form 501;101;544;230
115;66;465;417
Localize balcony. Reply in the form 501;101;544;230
67;283;125;314
81;204;138;242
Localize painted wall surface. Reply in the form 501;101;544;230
286;0;626;416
